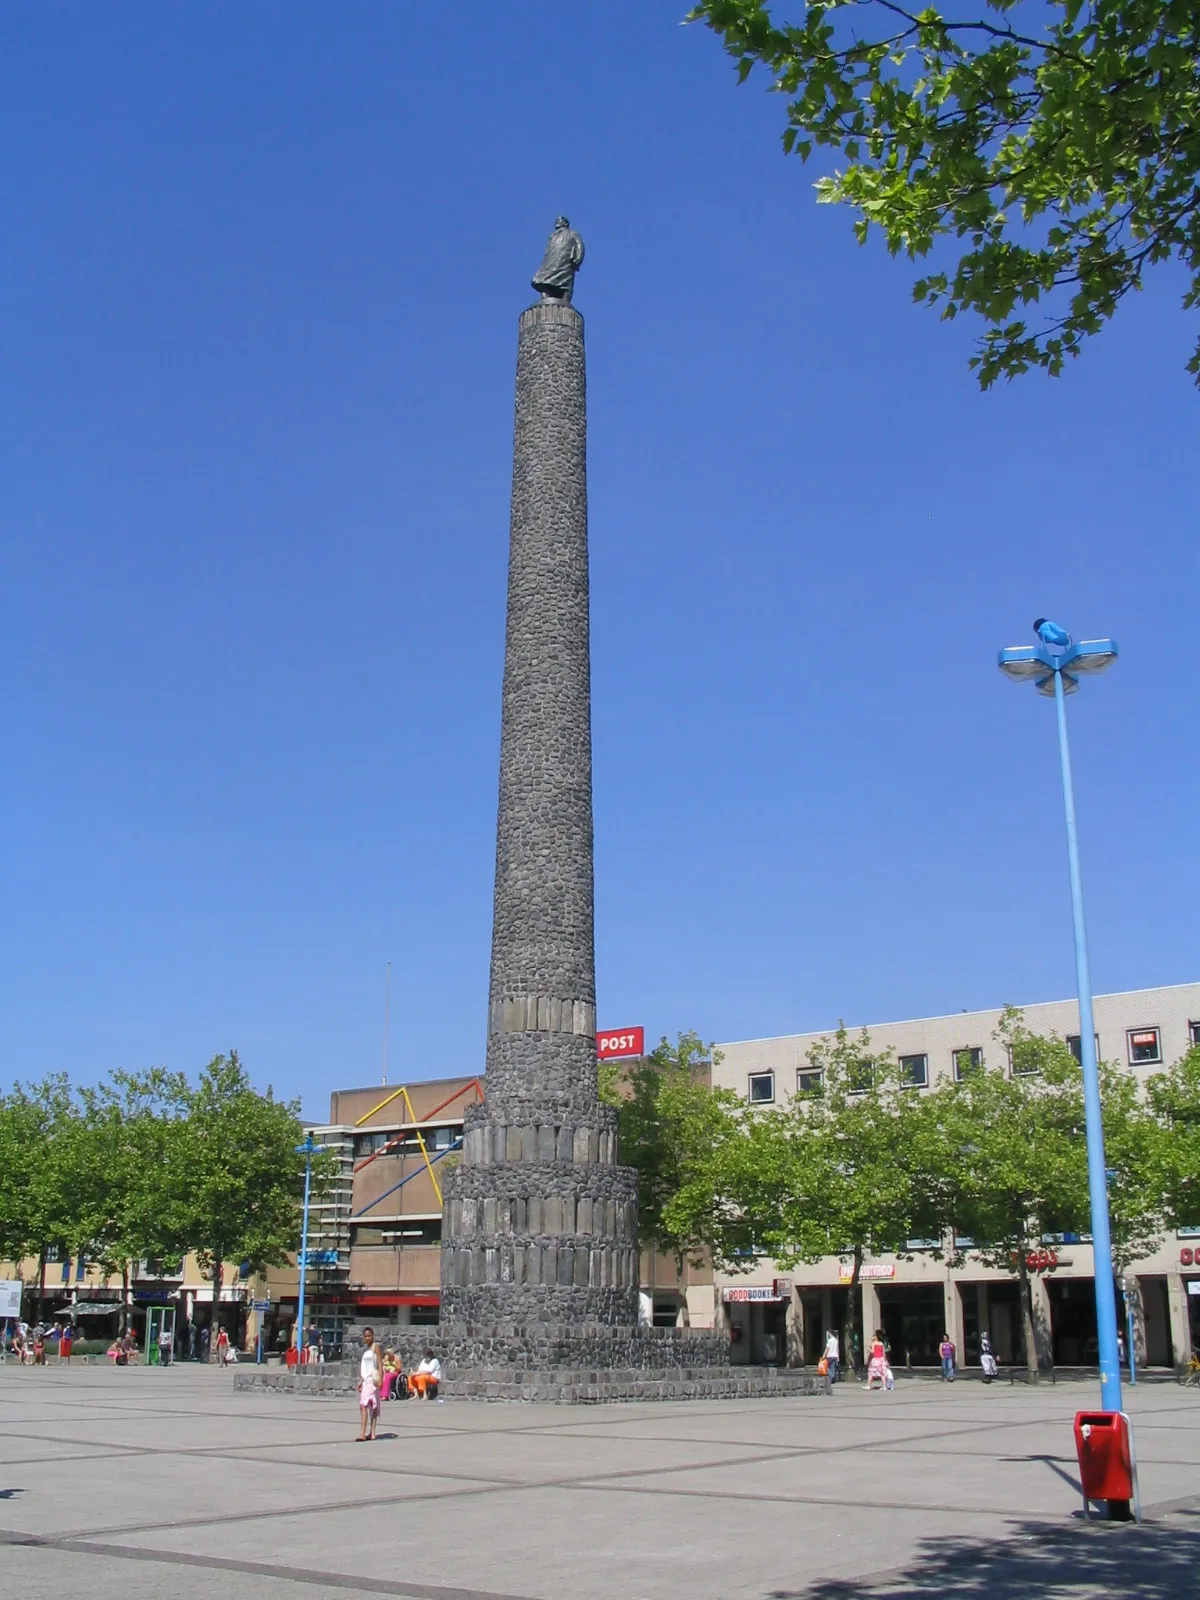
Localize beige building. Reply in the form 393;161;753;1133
711;982;1200;1372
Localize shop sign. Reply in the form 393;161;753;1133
1188;1281;1200;1297
1011;1247;1059;1272
838;1263;896;1283
1181;1248;1194;1266
597;1028;644;1060
773;1278;793;1298
722;1285;782;1303
0;1280;21;1318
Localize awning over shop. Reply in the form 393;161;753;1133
63;1302;125;1317
185;1287;247;1303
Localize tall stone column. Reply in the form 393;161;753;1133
440;300;639;1329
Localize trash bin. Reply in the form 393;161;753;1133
1074;1411;1138;1519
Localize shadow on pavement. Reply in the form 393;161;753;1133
773;1509;1200;1598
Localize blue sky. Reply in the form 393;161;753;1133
3;3;1196;1120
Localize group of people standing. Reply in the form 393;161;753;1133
356;1327;443;1439
818;1327;997;1387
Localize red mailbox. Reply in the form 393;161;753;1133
1074;1411;1136;1516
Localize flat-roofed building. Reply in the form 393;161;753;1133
711;983;1200;1373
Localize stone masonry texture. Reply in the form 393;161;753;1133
440;300;640;1329
426;294;782;1396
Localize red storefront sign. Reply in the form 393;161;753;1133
597;1028;644;1060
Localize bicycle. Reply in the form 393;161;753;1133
1177;1349;1200;1387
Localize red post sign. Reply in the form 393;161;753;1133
597;1027;644;1061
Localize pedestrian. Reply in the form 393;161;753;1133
216;1325;230;1366
980;1331;998;1383
823;1328;840;1385
200;1323;211;1362
865;1329;889;1392
158;1324;172;1367
33;1328;46;1366
306;1322;321;1366
407;1348;442;1400
357;1327;381;1441
59;1323;74;1363
939;1332;956;1382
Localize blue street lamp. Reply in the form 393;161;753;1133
296;1133;318;1365
998;619;1121;1413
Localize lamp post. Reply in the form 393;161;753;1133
296;1133;317;1366
998;619;1121;1413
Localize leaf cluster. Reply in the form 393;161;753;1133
0;1051;325;1288
691;0;1200;385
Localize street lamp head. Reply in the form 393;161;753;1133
1034;617;1072;650
998;628;1118;696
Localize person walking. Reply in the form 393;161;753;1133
980;1331;998;1383
158;1324;173;1367
865;1329;889;1392
939;1333;956;1382
823;1329;840;1385
216;1325;230;1366
357;1328;381;1441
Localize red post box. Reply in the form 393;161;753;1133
1074;1411;1137;1518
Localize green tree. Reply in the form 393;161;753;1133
169;1052;318;1358
934;1007;1092;1378
750;1024;950;1366
692;1;1200;386
0;1075;96;1315
603;1031;732;1321
78;1069;192;1333
1147;1043;1200;1233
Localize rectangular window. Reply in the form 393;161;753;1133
899;1053;928;1089
1066;1033;1100;1064
953;1047;983;1081
796;1069;823;1097
748;1072;775;1104
847;1059;875;1094
1190;1021;1200;1046
1177;1225;1200;1239
1009;1041;1040;1077
1127;1027;1162;1065
906;1237;941;1251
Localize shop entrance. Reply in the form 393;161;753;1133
1048;1276;1100;1365
725;1295;788;1365
876;1285;943;1366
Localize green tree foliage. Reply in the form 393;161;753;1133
692;1;1200;386
167;1052;319;1356
606;1031;724;1266
748;1025;950;1362
77;1069;192;1330
934;1012;1087;1376
1147;1043;1200;1232
0;1076;96;1306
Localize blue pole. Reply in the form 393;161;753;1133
1052;668;1122;1414
296;1139;313;1368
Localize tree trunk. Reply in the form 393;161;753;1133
1016;1247;1040;1383
37;1248;46;1325
208;1254;223;1362
121;1263;130;1335
843;1246;863;1376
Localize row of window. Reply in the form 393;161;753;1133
353;1125;460;1159
746;1022;1198;1104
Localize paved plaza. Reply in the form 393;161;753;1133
1;1365;1197;1599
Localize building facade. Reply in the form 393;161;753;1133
711;983;1200;1371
